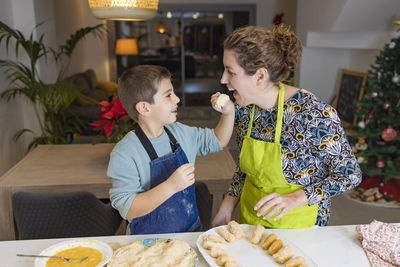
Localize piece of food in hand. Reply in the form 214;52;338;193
217;227;236;243
261;233;278;250
216;255;236;266
251;224;264;244
210;245;227;258
202;234;225;244
215;93;230;109
267;239;283;255
285;256;306;267
273;245;294;264
228;220;245;239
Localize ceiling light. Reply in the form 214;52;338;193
88;0;159;21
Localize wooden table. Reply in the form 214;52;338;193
0;225;373;267
0;144;236;241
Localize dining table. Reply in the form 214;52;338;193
0;143;236;241
0;224;372;267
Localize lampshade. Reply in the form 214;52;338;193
156;21;168;34
115;38;139;55
88;0;159;21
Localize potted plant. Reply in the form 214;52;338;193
0;21;103;151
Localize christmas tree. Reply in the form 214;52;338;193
352;30;400;184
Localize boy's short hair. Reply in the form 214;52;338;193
118;65;171;121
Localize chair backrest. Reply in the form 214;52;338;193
195;181;213;230
12;191;122;240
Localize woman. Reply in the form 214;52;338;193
212;24;362;228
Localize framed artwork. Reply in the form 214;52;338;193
334;69;367;126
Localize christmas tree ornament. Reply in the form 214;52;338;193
381;125;397;142
383;102;391;109
371;92;378;98
357;156;364;164
392;72;400;83
355;136;368;151
389;42;396;49
357;120;366;129
365;112;374;124
376;160;385;168
377;72;382;80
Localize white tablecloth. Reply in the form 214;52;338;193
0;225;370;267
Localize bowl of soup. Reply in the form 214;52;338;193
34;239;113;267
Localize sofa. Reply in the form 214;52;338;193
67;69;118;135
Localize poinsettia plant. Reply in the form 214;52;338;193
91;97;136;144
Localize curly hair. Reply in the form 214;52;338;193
223;24;303;83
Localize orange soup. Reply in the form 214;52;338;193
46;246;102;267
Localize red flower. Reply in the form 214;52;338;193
91;97;135;142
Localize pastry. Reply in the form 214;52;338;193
267;239;283;255
215;94;230;109
225;262;243;267
210;245;227;258
202;234;225;244
228;221;245;239
261;233;278;250
285;256;306;267
217;227;236;243
216;255;236;266
201;240;227;250
273;245;294;264
251;224;264;244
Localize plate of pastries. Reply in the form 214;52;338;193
197;221;316;267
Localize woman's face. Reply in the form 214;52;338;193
220;49;259;106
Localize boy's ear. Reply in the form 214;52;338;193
255;67;269;86
136;101;151;116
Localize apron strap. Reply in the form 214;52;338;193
246;83;285;144
275;82;285;144
135;126;159;161
164;127;179;152
135;126;179;161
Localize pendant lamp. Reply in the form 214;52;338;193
88;0;159;21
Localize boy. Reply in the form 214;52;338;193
107;65;234;234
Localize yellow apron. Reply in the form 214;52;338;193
238;83;318;228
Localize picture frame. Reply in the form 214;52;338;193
333;69;367;126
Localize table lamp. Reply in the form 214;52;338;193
115;38;139;76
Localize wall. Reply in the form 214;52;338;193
0;0;39;176
296;0;400;103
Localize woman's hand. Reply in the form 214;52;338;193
211;195;239;227
254;190;308;221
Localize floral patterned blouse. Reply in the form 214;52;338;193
227;89;362;226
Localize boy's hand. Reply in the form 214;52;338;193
211;93;234;115
167;163;195;193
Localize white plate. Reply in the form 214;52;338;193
197;224;317;267
34;239;113;267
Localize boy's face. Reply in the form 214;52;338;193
149;78;180;125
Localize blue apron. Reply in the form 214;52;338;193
129;126;202;234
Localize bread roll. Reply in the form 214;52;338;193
251;224;264;244
285;256;306;267
261;233;278;250
217;227;236;243
216;255;236;266
202;234;225;244
273;245;294;264
267;239;283;255
228;221;245;239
